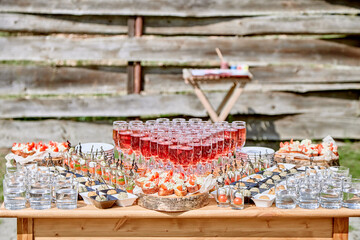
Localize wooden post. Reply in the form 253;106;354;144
333;217;349;240
17;218;33;240
134;16;143;94
127;16;143;94
127;17;135;94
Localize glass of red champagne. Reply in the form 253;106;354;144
157;131;171;168
232;121;246;150
140;127;151;159
178;135;194;171
112;121;124;150
130;123;144;155
118;122;131;155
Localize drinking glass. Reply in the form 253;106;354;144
55;181;78;210
320;178;342;209
343;178;360;209
230;187;245;210
216;185;230;207
3;176;26;210
140;128;151;159
130;124;144;154
113;121;124;150
29;182;52;210
178;136;194;170
276;181;296;209
189;118;202;125
200;134;212;163
297;177;320;209
118;122;131;154
232;121;246;149
330;166;349;179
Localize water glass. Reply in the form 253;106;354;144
29;182;52;210
329;166;349;178
297;177;320;209
276;181;296;209
55;181;78;210
343;178;360;209
320;178;342;209
3;177;27;210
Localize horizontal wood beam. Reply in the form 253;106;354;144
0;13;128;34
145;15;360;36
1;36;360;66
0;0;359;16
0;92;357;118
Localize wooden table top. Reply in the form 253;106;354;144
2;199;360;219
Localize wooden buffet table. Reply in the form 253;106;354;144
1;199;358;240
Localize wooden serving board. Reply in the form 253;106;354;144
274;153;339;167
138;192;209;212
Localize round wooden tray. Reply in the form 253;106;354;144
274;153;339;167
138;192;210;212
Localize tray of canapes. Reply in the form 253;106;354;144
275;136;339;167
135;170;215;212
56;168;138;209
212;163;298;206
7;141;70;166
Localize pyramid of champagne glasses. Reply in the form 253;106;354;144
112;118;247;174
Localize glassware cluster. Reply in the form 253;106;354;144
3;161;78;210
112;118;246;174
275;166;360;210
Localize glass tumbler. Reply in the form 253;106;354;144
55;181;78;210
343;178;360;209
3;176;26;210
320;178;342;209
276;181;296;209
29;182;52;210
297;177;320;209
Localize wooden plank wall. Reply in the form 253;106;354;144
0;0;359;147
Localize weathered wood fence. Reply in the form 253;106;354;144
0;0;359;147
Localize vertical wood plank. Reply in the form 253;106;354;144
134;16;143;94
17;218;34;240
333;217;349;240
127;16;136;94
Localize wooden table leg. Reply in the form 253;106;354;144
189;80;219;122
333;217;349;240
17;218;34;240
216;82;237;115
217;82;246;121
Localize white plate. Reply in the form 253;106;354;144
75;143;114;153
241;147;275;157
113;193;138;207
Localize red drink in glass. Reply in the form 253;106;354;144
131;133;142;152
158;141;171;161
120;131;131;152
211;141;218;159
201;143;212;162
217;138;224;155
192;143;202;165
140;137;151;158
169;145;178;164
150;140;158;157
230;128;238;150
237;127;246;148
223;137;231;153
178;146;193;169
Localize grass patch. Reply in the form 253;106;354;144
339;142;360;178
